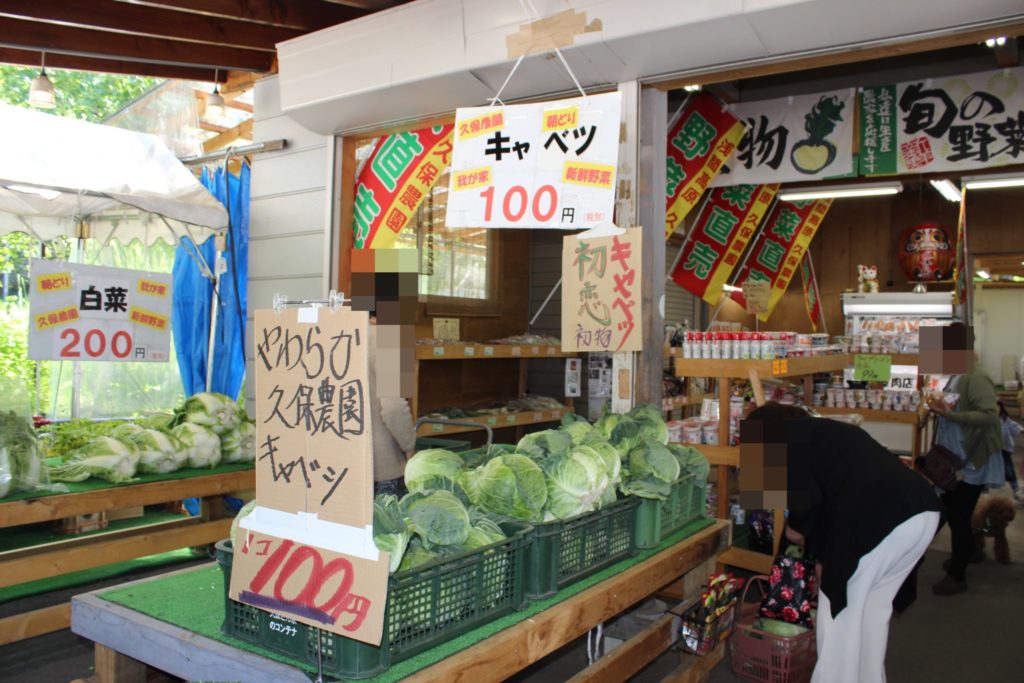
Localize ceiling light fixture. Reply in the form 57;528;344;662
962;172;1024;190
207;68;226;119
985;36;1007;47
683;84;701;92
977;269;991;279
929;179;962;203
28;52;56;109
722;284;743;292
778;181;903;202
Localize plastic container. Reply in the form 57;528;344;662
633;472;707;548
729;576;816;683
667;420;686;443
525;497;639;599
702;422;720;445
217;521;531;679
682;422;703;445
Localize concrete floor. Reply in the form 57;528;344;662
2;455;1023;682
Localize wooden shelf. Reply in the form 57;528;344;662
416;406;571;436
661;393;713;411
717;546;773;575
663;346;682;358
815;406;921;424
416;343;574;360
849;352;919;365
674;354;850;379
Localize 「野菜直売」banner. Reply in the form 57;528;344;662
730;199;832;321
800;253;824;332
354;125;453;250
665;93;746;238
712;89;856;187
861;66;1024;175
670;184;778;304
445;93;622;229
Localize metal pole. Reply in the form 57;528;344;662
529;278;561;328
179;139;286;167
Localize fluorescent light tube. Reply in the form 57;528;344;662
779;181;903;201
929;179;962;203
962;172;1024;190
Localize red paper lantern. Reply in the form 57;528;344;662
897;223;954;282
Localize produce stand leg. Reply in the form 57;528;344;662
95;643;147;683
716;377;730;520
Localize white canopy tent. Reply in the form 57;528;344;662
0;104;227;244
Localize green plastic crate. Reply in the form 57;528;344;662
414;437;472;452
217;520;530;679
634;473;708;549
524;497;639;599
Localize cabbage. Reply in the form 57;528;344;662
462;512;507;551
129;429;184;474
222;420;255;463
608;418;643;458
172;423;222;469
627;438;680;484
542;447;611;520
461;454;547;522
619;476;672;500
231;498;257;540
516;429;573;461
629;404;670;445
754;618;811;637
401;490;471;548
49;436;138;483
109;423;144;440
175;392;241;435
668;443;710;480
405;448;465;493
593;411;620;440
373;494;413;573
560;419;593;445
398;538;439;572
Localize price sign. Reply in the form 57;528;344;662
854;354;892;382
446;93;622;229
28;260;172;362
743;279;771;316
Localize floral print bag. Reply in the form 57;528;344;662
758;546;818;628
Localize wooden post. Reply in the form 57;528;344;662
95;643;147;683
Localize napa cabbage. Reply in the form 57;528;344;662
172;423;222;469
129;429;184;474
49;436;138;483
221;420;255;463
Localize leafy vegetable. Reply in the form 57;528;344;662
172;423;222;469
231;499;257;540
619;476;672;500
373;494;414;573
129;428;183;474
629;404;670;445
401;490;471;548
754;618;811;637
627;438;681;484
49;436;138;483
221;420;255;463
516;429;573;460
109;423;144;440
173;392;241;435
559;414;593;445
405;448;465;494
542;447;611;520
461;454;547;522
668;443;710;480
0;410;47;494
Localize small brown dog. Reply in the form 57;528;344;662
972;496;1016;565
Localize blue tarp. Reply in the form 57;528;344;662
171;164;249;400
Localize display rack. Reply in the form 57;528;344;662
413;343;576;438
673;354;851;575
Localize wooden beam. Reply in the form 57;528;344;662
0;603;71;646
0;16;274;72
654;20;1024;91
660;642;726;683
0;469;254;526
0;47;216;81
200;120;229;133
0;518;231;588
139;0;368;31
0;0;300;52
95;643;147;683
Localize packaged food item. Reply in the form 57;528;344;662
702;421;720;445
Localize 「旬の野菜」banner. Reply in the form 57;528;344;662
354;124;453;249
670;184;778;304
730;198;832;321
665;93;746;238
861;66;1024;175
446;93;622;229
28;259;172;362
712;89;856;187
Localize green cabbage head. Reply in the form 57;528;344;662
461;453;547;522
404;448;465;493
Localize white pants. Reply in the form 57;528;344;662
812;511;940;683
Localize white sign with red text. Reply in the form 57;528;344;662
28;259;172;362
445;92;622;229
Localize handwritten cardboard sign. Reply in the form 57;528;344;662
237;307;389;644
561;227;643;353
230;529;390;645
742;279;771;315
854;354;893;382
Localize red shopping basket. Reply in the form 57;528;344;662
728;575;816;683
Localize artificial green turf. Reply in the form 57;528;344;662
0;462;254;503
100;517;716;682
0;510;185;553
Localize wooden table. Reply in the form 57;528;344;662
0;467;254;646
71;520;730;683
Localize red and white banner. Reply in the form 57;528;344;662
731;199;832;321
354;124;453;249
670;184;777;304
665;93;746;238
952;193;970;317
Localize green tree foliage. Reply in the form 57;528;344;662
0;64;160;122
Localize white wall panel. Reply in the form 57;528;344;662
250;147;327;199
249;190;326;239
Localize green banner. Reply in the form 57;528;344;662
859;86;898;176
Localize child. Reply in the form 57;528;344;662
998;401;1023;502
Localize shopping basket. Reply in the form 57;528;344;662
728;575;816;683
